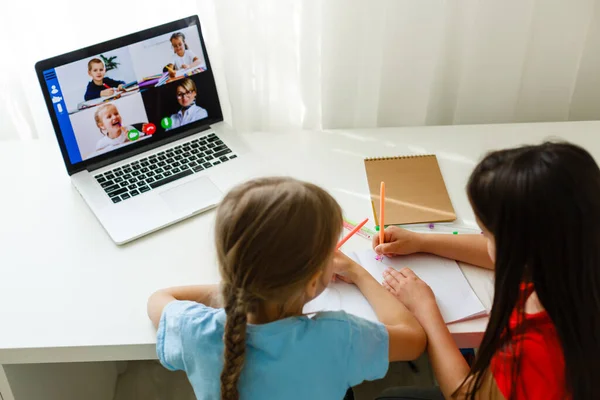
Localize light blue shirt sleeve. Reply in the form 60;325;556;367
166;105;208;132
156;300;210;371
343;313;389;387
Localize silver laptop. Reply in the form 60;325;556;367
36;16;262;244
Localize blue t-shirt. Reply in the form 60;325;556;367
157;300;389;400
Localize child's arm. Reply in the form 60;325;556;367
100;88;116;97
373;227;494;270
188;57;202;68
335;252;427;361
181;50;201;69
382;268;476;398
411;298;471;398
147;284;221;329
84;84;101;101
102;78;125;93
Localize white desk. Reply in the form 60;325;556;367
2;121;599;399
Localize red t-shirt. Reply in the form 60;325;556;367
490;284;567;399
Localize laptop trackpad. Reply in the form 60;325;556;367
159;177;223;215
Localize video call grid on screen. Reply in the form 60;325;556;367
42;22;221;165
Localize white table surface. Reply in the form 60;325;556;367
2;121;599;364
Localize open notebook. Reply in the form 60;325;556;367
304;249;487;324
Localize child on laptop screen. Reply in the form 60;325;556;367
165;78;208;131
84;58;125;101
93;103;144;153
170;32;202;71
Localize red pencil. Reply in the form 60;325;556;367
103;83;111;89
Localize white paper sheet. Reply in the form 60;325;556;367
304;249;487;324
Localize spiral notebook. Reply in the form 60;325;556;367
364;154;456;225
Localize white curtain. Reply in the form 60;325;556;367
198;0;600;132
2;0;600;140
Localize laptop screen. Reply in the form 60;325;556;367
38;17;222;170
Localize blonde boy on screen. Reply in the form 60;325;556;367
84;58;125;101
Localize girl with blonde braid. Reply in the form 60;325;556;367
148;177;426;400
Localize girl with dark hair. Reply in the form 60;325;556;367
170;32;203;70
375;141;600;399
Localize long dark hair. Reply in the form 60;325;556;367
465;141;600;399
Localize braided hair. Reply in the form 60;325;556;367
215;177;343;399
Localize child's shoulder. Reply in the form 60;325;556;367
161;301;225;340
310;310;354;322
300;311;388;362
309;310;382;331
164;300;222;322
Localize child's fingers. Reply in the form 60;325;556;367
383;274;398;290
386;268;406;282
398;267;417;279
384;228;393;242
383;272;400;291
373;228;391;248
384;227;398;242
383;268;402;284
382;280;396;294
372;234;380;249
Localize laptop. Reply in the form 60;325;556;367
36;16;263;244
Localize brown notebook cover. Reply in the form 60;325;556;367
364;155;456;225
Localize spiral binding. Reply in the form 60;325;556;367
364;154;435;162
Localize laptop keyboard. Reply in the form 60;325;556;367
94;133;237;204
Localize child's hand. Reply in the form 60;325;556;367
117;84;124;91
331;251;363;284
181;63;189;69
373;226;423;257
382;267;437;316
100;88;115;97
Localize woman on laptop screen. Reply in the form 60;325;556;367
165;78;208;131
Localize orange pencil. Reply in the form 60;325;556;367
337;217;369;249
379;181;385;245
